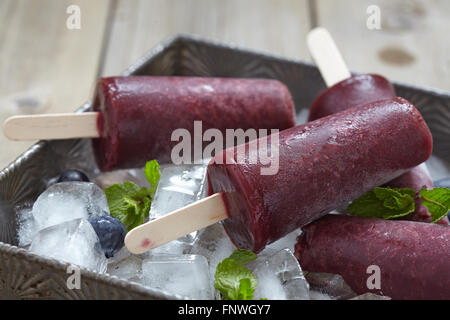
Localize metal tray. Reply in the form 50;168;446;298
0;34;449;299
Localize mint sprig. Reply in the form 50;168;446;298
419;188;450;223
214;249;258;300
347;186;450;223
145;159;161;199
104;160;160;231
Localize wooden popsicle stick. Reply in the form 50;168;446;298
125;193;228;255
2;112;100;141
307;27;351;87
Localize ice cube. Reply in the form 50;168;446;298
258;228;302;258
304;272;357;300
29;218;107;273
189;223;236;281
16;204;35;247
142;254;213;299
107;255;143;281
94;168;150;189
142;239;192;257
350;293;391;300
150;164;207;219
107;246;132;265
295;108;310;125
253;268;288;300
426;155;450;180
149;164;208;248
32;182;109;234
309;290;336;300
249;249;310;300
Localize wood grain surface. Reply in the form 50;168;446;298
100;0;312;76
314;0;450;90
0;0;110;168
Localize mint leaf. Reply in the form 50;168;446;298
347;187;415;220
104;160;161;232
237;278;254;300
105;181;152;232
229;249;257;266
373;187;415;212
214;249;258;300
419;188;450;223
145;160;161;199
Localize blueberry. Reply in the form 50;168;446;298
434;178;450;189
88;216;126;258
57;169;90;183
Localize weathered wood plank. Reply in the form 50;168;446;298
101;0;312;76
314;0;450;91
0;0;111;169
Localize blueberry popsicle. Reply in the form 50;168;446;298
125;97;432;254
307;73;395;121
307;28;448;225
3;76;296;171
93;76;296;171
294;215;450;300
306;28;396;120
206;98;433;252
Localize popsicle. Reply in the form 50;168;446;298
2;76;296;171
294;215;450;300
307;28;448;225
125;97;433;254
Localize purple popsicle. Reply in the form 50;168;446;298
295;214;450;300
207;97;433;252
308;74;448;225
92;76;296;171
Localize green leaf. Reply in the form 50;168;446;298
347;187;416;220
104;181;151;232
373;187;415;211
419;188;450;223
229;249;258;266
145;160;161;199
237;278;254;300
214;249;258;300
103;160;161;232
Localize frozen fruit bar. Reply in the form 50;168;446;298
92;76;296;171
207;97;433;252
294;214;450;300
308;74;395;121
308;74;448;225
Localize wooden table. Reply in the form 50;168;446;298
1;0;449;169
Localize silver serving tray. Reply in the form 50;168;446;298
0;34;449;299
